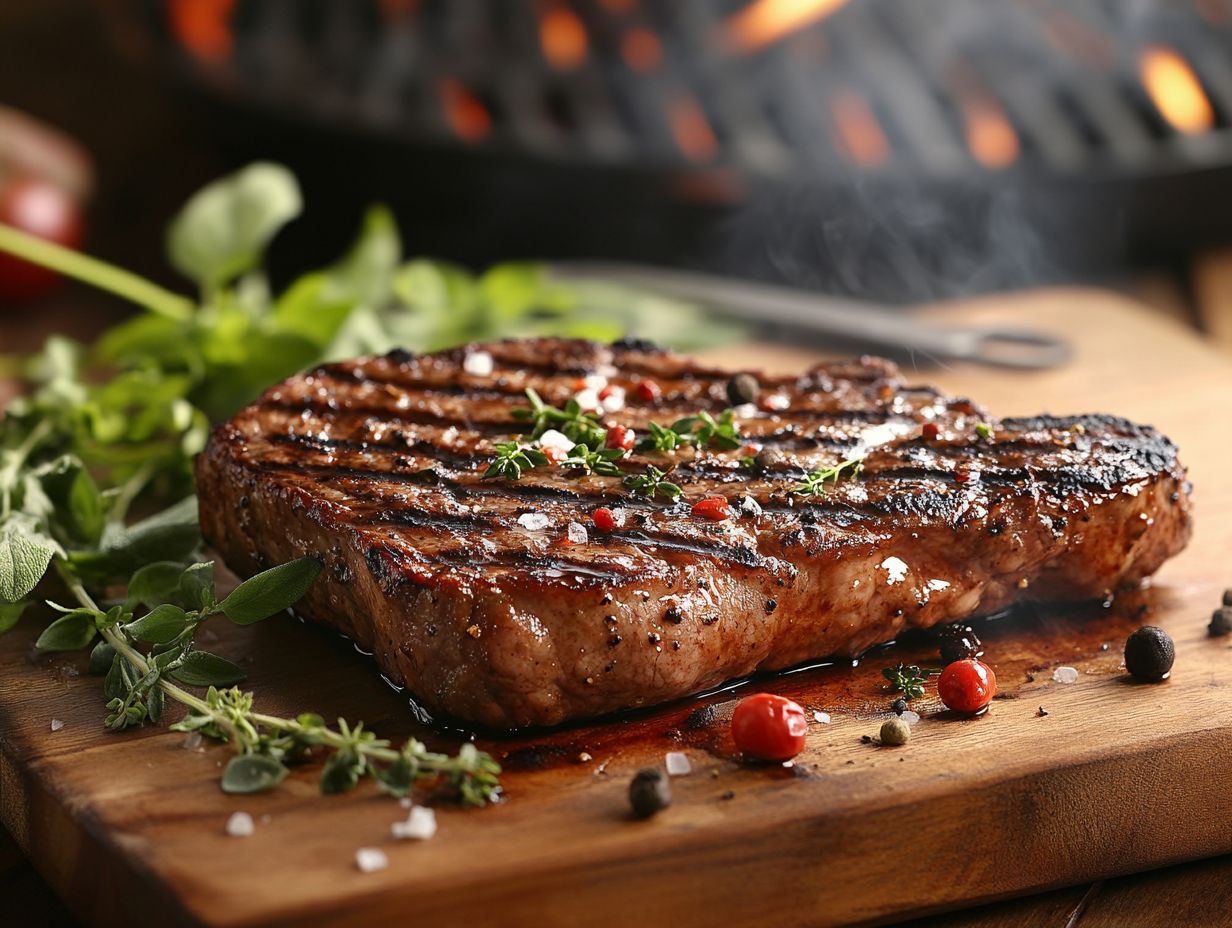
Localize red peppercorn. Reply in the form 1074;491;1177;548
922;422;940;440
937;659;997;715
633;379;661;402
954;466;980;484
605;425;635;452
593;507;620;531
731;693;808;762
691;496;732;521
741;443;762;457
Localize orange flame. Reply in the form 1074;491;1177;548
621;28;663;73
540;7;588;72
669;96;719;162
961;98;1019;169
830;91;889;167
439;80;492;142
1140;47;1214;135
724;0;850;54
168;0;236;62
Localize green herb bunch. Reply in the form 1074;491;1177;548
794;455;866;496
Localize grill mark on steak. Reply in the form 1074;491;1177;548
198;338;1192;729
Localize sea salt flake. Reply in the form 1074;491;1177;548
355;847;389;873
517;512;550;531
600;385;626;413
901;710;921;726
813;711;831;724
538;429;575;454
879;556;909;585
566;521;589;545
225;812;255;837
665;752;692;776
391;806;437;841
50;718;64;732
738;495;763;518
582;374;608;391
1052;666;1080;684
462;351;494;376
574;388;601;411
181;731;204;751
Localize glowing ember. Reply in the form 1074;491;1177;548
168;0;237;62
668;95;719;162
1140;47;1214;135
439;79;492;142
961;99;1019;169
724;0;850;54
830;90;889;167
621;28;663;73
540;7;588;72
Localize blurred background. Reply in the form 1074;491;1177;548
4;0;1232;359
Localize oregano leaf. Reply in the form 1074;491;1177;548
167;650;246;687
217;556;322;625
221;754;290;794
35;608;101;651
125;603;190;644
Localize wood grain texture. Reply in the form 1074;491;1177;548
3;288;1232;928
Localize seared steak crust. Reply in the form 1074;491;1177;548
195;339;1192;728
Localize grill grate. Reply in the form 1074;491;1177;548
147;0;1232;180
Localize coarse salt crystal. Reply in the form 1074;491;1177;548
813;711;831;724
225;811;255;837
50;718;64;732
600;385;626;413
462;351;494;376
391;806;437;841
738;495;763;518
355;847;389;873
399;796;414;809
665;752;692;776
582;374;608;391
517;512;550;531
901;710;921;726
566;521;589;545
1052;666;1080;684
538;429;575;454
574;388;601;411
181;731;204;751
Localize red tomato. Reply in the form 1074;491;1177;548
731;693;808;762
922;422;940;441
691;496;731;521
938;659;997;715
592;507;619;531
633;379;661;402
605;425;635;452
0;176;84;302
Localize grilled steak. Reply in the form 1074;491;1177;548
196;338;1192;729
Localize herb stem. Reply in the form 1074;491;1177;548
108;462;156;525
0;223;193;322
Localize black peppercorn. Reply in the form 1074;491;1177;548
754;447;785;472
937;623;983;664
1209;607;1232;638
891;698;908;716
1124;625;1175;682
628;767;672;818
726;373;760;406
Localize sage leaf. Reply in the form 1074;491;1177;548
217;556;322;625
167;162;302;288
221;754;290;794
167;650;246;687
0;599;30;634
0;515;60;603
35;608;101;651
127;561;185;607
125;603;189;644
68;496;199;583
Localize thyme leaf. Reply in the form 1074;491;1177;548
793;455;866;496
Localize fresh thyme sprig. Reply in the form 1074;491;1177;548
794;454;866;496
483;441;549;480
635;408;742;453
512;388;607;448
640;420;689;453
560;443;625;477
622;465;682;499
881;662;937;701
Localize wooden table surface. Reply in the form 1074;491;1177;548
4;287;1232;928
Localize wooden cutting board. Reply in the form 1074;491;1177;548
3;288;1232;928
